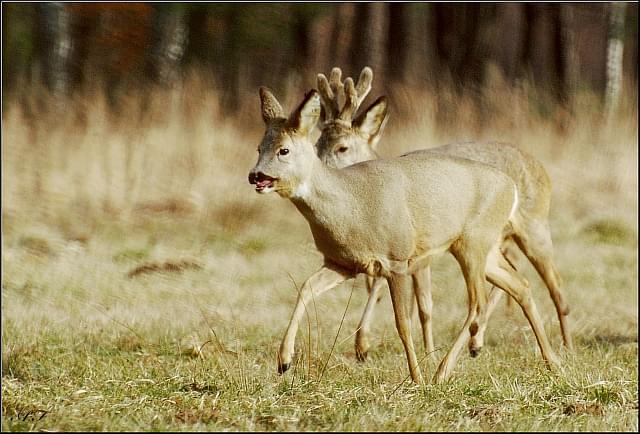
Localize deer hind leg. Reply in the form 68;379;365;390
473;241;519;347
434;244;488;383
278;263;352;374
355;276;387;362
387;272;424;384
472;239;528;358
500;237;521;312
485;245;562;370
477;284;505;344
514;218;572;350
411;265;436;360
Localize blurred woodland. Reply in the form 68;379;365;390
3;2;638;123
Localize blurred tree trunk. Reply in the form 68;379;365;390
34;3;72;97
94;4;154;111
396;3;431;87
328;4;354;73
523;4;568;104
433;4;485;90
308;11;332;79
559;4;609;101
220;8;241;112
184;7;213;69
2;5;38;101
622;3;638;88
351;3;387;85
148;5;187;85
132;5;187;121
66;5;99;94
183;6;240;110
291;6;312;79
605;2;627;119
386;3;410;85
422;4;439;87
559;5;579;102
493;3;527;85
2;5;17;96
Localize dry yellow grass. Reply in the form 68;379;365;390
2;79;638;431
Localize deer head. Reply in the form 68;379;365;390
249;87;322;199
315;66;389;168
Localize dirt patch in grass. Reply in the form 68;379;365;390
581;219;638;246
564;402;604;416
467;404;504;424
135;198;195;217
126;259;202;278
174;408;221;424
18;236;54;257
208;201;265;232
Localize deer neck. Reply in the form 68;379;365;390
288;158;352;234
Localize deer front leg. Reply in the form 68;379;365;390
435;245;488;383
278;263;353;374
387;272;424;385
355;276;387;362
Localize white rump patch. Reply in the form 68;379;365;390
509;183;519;220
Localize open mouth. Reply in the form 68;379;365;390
250;173;278;193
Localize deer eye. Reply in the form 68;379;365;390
337;146;348;153
278;148;290;156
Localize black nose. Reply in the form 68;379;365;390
248;171;257;184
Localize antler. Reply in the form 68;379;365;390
317;67;343;122
338;78;358;122
317;66;374;124
354;66;373;111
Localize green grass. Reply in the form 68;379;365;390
2;212;637;431
2;320;637;431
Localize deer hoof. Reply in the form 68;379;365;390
277;362;290;374
355;348;368;363
469;347;482;358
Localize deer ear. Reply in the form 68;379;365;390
353;96;388;149
288;90;321;135
259;87;285;124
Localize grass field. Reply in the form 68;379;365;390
2;83;638;431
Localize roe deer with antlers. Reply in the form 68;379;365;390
314;67;572;364
248;86;561;384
